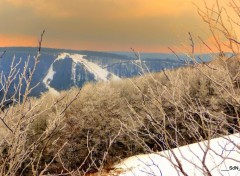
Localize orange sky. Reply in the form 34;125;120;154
0;0;236;53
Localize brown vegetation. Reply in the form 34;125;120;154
1;53;240;175
1;0;240;175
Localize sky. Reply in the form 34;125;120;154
0;0;233;53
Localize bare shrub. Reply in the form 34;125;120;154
1;1;240;175
0;32;81;175
116;0;240;175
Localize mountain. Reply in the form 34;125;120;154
43;53;120;95
0;47;203;99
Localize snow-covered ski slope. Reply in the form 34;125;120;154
114;133;240;176
42;63;59;96
55;53;119;81
70;53;120;81
43;53;120;93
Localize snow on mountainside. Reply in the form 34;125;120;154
0;47;189;98
70;53;120;81
43;53;120;93
111;133;240;176
43;61;59;95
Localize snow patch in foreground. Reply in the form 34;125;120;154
114;133;240;176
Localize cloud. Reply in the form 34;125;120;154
0;0;214;52
4;0;194;19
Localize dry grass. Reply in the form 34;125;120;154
1;51;240;175
6;55;240;175
1;0;240;175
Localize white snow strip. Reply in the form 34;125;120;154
72;61;77;85
70;54;120;81
55;52;70;61
43;61;59;96
43;52;120;95
114;133;240;176
43;52;72;95
43;64;55;85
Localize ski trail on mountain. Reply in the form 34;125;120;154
42;64;60;96
70;54;120;81
43;53;120;94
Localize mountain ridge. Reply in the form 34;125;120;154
0;47;209;99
